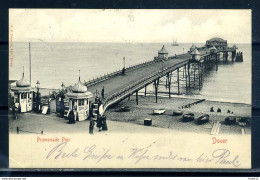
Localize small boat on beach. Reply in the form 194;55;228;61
153;109;166;115
225;115;237;125
237;116;250;126
182;113;195;122
172;110;183;116
115;106;130;112
197;114;209;125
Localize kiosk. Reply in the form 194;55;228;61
11;71;34;112
66;75;93;121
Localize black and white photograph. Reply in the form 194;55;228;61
8;9;251;169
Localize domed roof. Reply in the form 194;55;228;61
71;78;88;93
16;73;30;87
190;44;196;51
190;48;200;55
158;45;168;54
207;37;226;42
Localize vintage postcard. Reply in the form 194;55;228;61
8;9;251;169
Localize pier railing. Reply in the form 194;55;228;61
101;59;189;113
84;59;157;87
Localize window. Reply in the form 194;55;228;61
78;99;84;106
21;93;27;99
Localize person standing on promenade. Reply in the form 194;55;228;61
89;104;94;119
96;115;102;132
101;86;105;99
102;115;108;131
13;103;19;120
122;67;125;75
89;119;95;134
68;109;75;124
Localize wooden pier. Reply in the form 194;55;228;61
84;41;239;114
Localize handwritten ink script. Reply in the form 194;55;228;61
46;142;241;167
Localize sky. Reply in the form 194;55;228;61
9;9;251;43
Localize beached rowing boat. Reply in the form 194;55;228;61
153;109;166;115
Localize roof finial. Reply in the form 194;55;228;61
79;69;80;82
22;66;24;77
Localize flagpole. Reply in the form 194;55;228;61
29;42;31;85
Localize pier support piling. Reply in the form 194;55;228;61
167;73;172;99
185;65;188;92
188;63;191;89
193;66;196;85
199;63;202;89
136;91;138;105
224;52;228;62
215;60;218;71
154;79;159;103
177;68;180;95
232;51;236;62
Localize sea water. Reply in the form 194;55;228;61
9;42;251;104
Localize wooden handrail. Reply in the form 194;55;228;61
101;59;190;113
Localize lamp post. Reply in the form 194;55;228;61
122;57;126;75
60;82;65;116
36;80;40;112
61;82;65;99
61;82;65;91
123;57;125;68
36;80;40;90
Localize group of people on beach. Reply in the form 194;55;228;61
210;107;233;114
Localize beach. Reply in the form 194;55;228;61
9;96;251;135
105;95;251;135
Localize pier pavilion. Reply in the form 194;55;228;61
66;75;93;121
190;44;197;53
157;45;168;60
206;38;227;49
190;48;201;61
11;71;34;113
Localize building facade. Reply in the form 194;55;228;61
206;38;227;49
11;72;34;112
66;77;93;121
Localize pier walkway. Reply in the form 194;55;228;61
85;45;237;113
87;53;192;112
88;55;188;96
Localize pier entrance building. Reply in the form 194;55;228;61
66;75;93;121
11;71;34;113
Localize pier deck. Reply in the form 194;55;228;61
84;45;237;113
87;54;189;101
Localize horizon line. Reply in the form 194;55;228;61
11;40;251;44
